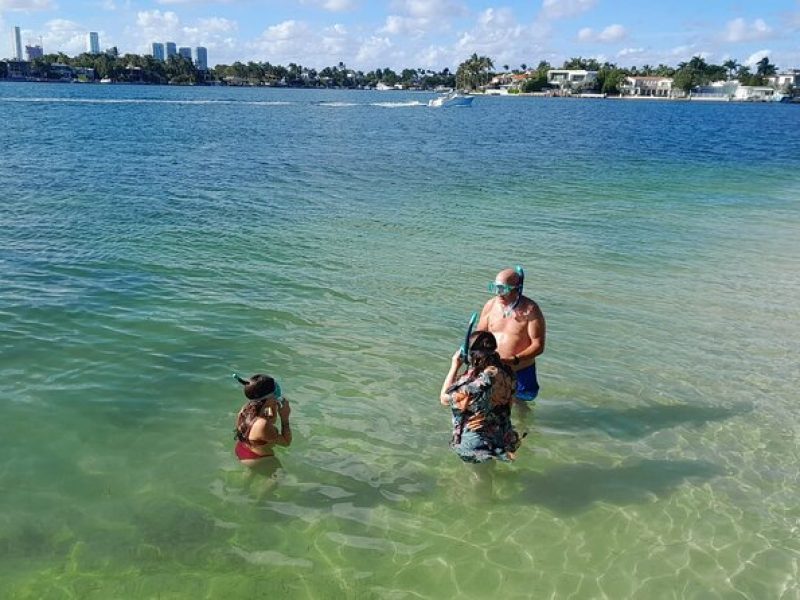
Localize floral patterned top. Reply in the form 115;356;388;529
446;365;520;462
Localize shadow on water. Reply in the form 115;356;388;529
506;458;723;514
535;402;752;440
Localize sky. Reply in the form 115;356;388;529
2;0;800;71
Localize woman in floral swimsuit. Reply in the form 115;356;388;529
439;331;521;463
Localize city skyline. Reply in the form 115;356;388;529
2;1;800;71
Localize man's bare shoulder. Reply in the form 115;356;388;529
520;296;544;320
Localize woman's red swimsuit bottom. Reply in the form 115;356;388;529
235;441;264;460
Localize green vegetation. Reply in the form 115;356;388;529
455;53;494;90
0;50;785;97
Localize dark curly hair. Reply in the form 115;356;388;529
467;330;512;376
235;374;276;443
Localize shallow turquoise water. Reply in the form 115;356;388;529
1;83;799;598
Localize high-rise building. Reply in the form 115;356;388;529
194;47;208;71
88;32;100;54
12;26;23;61
178;47;192;61
25;44;43;61
152;42;165;61
165;42;177;58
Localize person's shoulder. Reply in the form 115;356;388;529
521;295;543;315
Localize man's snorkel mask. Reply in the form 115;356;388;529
232;373;285;406
487;265;525;296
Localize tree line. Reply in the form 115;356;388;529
0;50;783;93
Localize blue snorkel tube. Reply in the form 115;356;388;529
515;265;525;295
460;312;478;366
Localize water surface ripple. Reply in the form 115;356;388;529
2;83;799;599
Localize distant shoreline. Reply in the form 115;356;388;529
2;79;797;104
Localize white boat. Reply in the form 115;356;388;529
428;90;473;108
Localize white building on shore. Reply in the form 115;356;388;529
767;70;800;91
547;69;598;92
620;76;673;97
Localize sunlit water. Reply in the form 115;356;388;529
1;83;799;599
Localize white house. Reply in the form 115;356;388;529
620;76;673;97
733;86;777;101
546;69;598;91
767;70;800;90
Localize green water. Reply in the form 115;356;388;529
1;84;799;598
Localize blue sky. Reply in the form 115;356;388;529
3;0;800;70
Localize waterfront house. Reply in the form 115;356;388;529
691;80;738;101
733;86;778;101
546;69;598;93
767;70;800;91
620;76;673;97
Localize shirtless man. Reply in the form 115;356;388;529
477;267;546;404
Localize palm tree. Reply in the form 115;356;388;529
456;53;494;90
722;59;739;80
756;56;776;77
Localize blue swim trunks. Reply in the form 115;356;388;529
515;364;539;402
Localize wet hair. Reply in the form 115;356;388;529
468;330;511;376
235;374;276;443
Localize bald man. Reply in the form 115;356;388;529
477;268;546;404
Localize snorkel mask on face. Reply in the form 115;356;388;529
487;282;518;296
487;265;525;297
232;373;285;406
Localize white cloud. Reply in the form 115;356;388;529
577;24;626;43
390;0;466;19
723;18;773;43
0;0;54;10
125;10;239;60
248;20;357;67
380;0;467;36
39;19;92;55
617;47;644;58
744;49;771;67
379;15;429;36
354;35;392;65
298;0;356;10
156;0;236;4
455;8;544;70
540;0;596;20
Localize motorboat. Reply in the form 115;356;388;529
428;90;474;107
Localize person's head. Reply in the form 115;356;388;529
240;374;281;419
243;374;276;401
467;330;500;371
488;268;522;304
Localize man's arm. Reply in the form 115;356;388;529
515;303;546;362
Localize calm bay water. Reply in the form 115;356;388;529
1;82;799;599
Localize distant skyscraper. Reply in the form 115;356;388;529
25;44;43;61
88;32;100;54
178;47;192;61
12;26;23;61
165;42;177;58
194;47;208;70
152;42;165;61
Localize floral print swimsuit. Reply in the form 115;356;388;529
447;366;521;463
